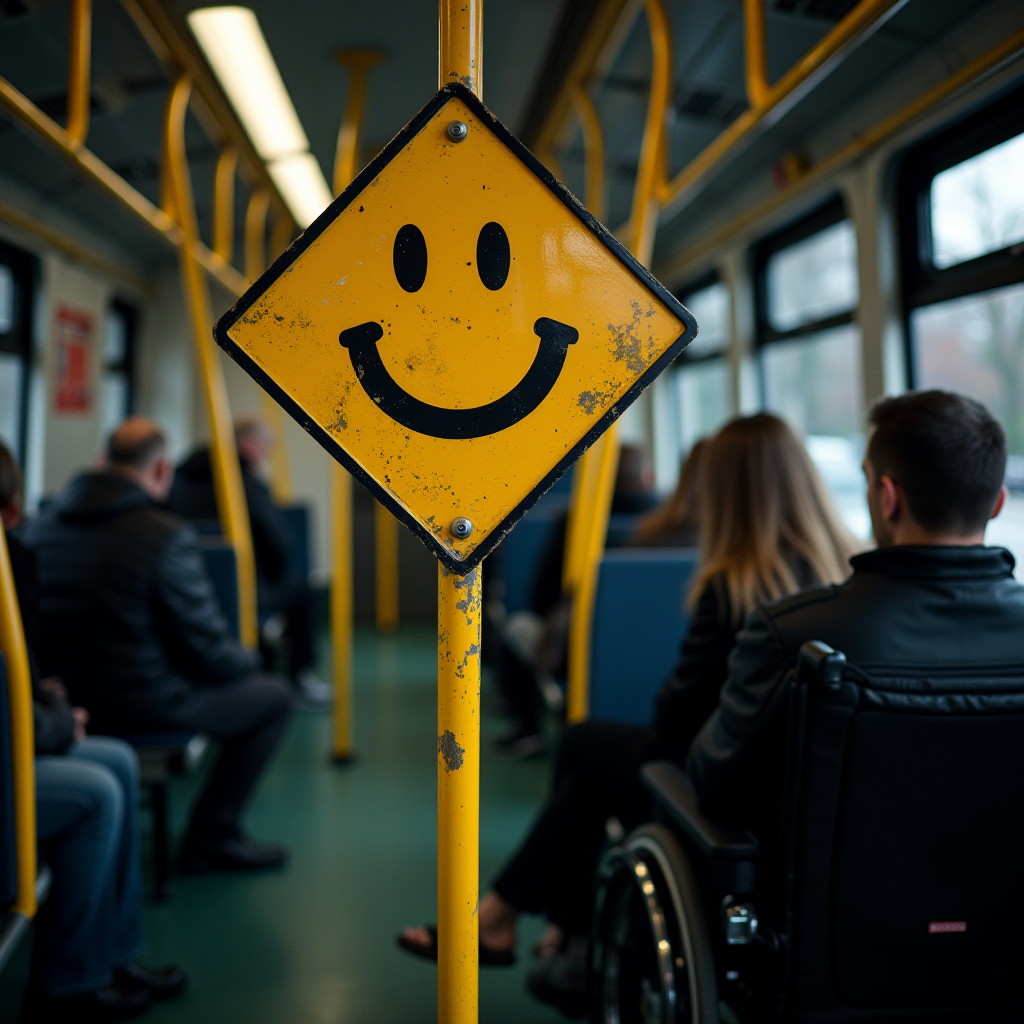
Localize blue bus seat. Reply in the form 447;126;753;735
190;520;222;537
493;494;570;615
587;548;700;726
197;540;240;640
280;504;311;580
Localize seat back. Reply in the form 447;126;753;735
197;541;240;640
280;504;311;580
0;654;16;909
492;495;569;615
588;548;699;725
783;646;1024;1019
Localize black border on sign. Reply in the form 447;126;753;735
215;82;697;574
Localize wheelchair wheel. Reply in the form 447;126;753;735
591;823;718;1024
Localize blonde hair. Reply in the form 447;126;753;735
690;414;856;623
632;439;707;544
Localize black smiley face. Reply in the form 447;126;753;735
338;221;578;440
392;221;511;293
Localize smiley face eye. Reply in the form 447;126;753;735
476;222;510;291
393;224;427;292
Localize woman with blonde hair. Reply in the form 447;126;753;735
399;413;856;1012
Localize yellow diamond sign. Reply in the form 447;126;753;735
216;84;696;572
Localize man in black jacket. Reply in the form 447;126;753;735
26;418;292;872
687;390;1024;855
168;414;330;707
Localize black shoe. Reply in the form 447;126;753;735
115;962;188;1001
178;834;289;873
527;934;589;1019
24;984;153;1023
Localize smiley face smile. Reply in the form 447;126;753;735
338;220;579;440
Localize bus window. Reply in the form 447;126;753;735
754;199;868;538
0;241;33;461
901;90;1024;574
674;277;732;456
102;302;137;436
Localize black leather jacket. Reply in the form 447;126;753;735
25;471;259;730
687;545;1024;849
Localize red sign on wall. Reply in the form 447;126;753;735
53;306;93;414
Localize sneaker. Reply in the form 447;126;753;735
527;934;589;1019
115;963;187;1001
23;984;153;1023
494;729;546;759
293;668;333;709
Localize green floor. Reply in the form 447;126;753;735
142;627;566;1024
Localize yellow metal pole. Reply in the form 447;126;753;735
330;49;381;760
571;87;606;224
244;188;270;285
0;530;36;919
163;76;258;649
213;147;238;263
565;427;620;723
436;564;481;1024
67;0;92;144
437;4;482;1021
269;207;296;262
744;0;770;110
375;503;400;633
566;0;671;723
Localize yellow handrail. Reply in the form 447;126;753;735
565;0;672;724
657;0;908;216
67;0;92;144
660;26;1024;282
571;87;606;223
213;147;238;264
0;531;36;919
330;49;381;759
743;0;770;110
163;76;259;650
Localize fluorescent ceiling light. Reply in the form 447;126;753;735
189;6;332;228
268;154;335;230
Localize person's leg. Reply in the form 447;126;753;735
33;757;123;997
492;721;656;935
170;674;292;845
67;738;144;969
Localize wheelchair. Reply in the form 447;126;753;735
590;641;1024;1023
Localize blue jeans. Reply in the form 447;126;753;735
34;737;145;996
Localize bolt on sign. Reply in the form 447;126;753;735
216;84;697;572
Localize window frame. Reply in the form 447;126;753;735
897;85;1024;390
673;269;730;367
0;239;37;463
751;195;855;348
103;299;138;419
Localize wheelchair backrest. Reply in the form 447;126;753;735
783;650;1024;1017
589;548;699;725
0;653;15;908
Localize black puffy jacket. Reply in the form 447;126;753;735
25;471;259;731
687;545;1024;852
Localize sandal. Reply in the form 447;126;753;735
396;925;517;967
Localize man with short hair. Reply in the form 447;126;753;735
687;390;1024;852
27;417;293;871
168;414;330;707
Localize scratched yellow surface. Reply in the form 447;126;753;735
226;95;687;564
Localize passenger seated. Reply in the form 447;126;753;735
627;438;707;549
688;390;1024;866
25;418;293;873
493;444;660;757
400;414;855;1013
168;414;330;708
0;442;185;1022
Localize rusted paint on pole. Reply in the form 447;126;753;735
437;2;482;1020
